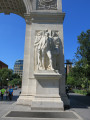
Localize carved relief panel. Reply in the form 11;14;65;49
37;0;57;10
34;30;61;72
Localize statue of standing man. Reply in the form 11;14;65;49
34;30;54;71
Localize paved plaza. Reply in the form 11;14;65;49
0;89;90;120
69;93;90;120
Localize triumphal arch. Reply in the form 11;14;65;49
0;0;69;110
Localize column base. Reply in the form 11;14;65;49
17;71;67;111
31;95;64;111
32;71;64;111
17;94;34;106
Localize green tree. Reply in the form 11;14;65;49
75;30;90;88
67;66;86;88
67;30;90;89
0;68;21;87
12;73;20;79
8;78;22;87
0;68;13;86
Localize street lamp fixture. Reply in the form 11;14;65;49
6;78;9;88
6;78;9;81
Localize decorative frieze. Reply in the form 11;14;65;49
37;0;57;10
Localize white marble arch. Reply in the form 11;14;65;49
0;0;70;110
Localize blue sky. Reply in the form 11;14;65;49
0;0;90;69
63;0;90;60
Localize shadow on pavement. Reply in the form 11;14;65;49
69;93;90;109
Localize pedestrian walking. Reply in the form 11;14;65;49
8;86;13;101
0;87;6;100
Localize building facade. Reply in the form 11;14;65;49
14;60;23;78
0;61;8;69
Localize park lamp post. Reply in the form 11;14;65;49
6;78;9;88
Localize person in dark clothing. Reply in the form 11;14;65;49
9;86;13;101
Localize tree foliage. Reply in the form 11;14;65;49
0;68;13;86
67;30;90;88
8;78;22;87
67;66;87;88
0;68;21;87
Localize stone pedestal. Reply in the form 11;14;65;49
31;71;64;110
17;71;64;110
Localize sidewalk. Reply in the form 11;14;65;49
69;93;90;120
0;90;84;120
0;102;82;120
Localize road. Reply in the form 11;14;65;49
69;93;90;120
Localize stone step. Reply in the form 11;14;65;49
3;111;83;120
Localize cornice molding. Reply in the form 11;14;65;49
24;12;65;24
